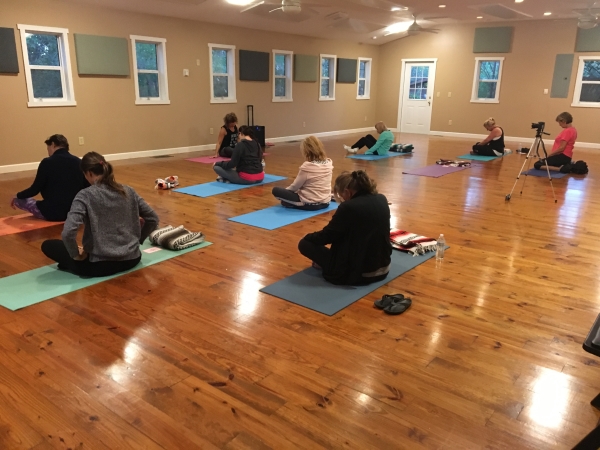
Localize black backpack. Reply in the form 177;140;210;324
571;160;588;175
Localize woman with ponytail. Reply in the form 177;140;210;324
471;117;505;156
41;152;159;277
298;170;392;285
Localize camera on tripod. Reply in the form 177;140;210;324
531;121;545;132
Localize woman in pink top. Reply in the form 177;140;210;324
272;136;333;211
535;112;577;173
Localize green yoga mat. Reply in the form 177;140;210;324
0;241;212;311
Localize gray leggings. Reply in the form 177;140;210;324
213;166;260;185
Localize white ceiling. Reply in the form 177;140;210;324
69;0;597;44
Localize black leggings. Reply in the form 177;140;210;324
472;143;502;156
541;153;571;167
352;134;377;150
218;147;233;158
272;187;329;211
41;239;141;277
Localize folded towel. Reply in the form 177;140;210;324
149;224;205;250
390;229;437;256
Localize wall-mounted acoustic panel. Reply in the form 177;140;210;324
239;50;269;81
74;34;129;76
337;58;357;83
473;27;513;53
294;54;318;82
550;54;574;99
576;26;600;52
0;27;19;74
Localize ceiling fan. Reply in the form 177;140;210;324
236;0;315;14
384;15;440;37
575;2;599;29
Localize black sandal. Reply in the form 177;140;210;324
374;293;404;310
383;297;412;315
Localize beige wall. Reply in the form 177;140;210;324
376;19;599;144
0;0;379;166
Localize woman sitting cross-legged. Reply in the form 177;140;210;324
272;136;333;211
471;117;505;156
534;112;577;173
298;170;392;286
41;152;159;277
343;122;394;156
213;125;264;185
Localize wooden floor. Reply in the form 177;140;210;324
0;132;599;449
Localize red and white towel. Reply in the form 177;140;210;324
390;229;437;256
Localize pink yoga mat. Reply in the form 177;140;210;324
0;214;63;237
403;164;469;178
186;153;271;164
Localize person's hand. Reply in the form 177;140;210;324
10;198;16;209
210;155;218;159
73;246;87;261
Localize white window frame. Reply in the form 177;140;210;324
130;35;170;105
17;24;76;108
319;54;337;101
357;57;372;100
471;57;504;103
572;56;600;108
209;43;237;104
272;49;293;102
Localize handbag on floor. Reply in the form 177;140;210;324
149;225;205;250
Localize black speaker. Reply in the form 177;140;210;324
247;105;266;148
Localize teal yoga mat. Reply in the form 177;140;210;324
456;154;500;161
229;202;338;230
260;249;439;316
347;152;412;161
0;241;212;311
174;174;286;198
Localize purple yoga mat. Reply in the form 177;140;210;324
403;164;469;178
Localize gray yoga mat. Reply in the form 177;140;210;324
260;249;438;315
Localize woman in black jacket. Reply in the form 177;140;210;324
212;126;264;184
298;170;392;286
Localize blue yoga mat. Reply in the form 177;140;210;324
174;174;287;198
260;249;439;316
229;202;338;230
456;154;500;161
0;241;212;311
347;152;412;161
522;169;567;179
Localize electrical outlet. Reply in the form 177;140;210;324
544;88;549;94
196;59;200;66
78;137;84;145
303;122;306;127
448;92;452;97
448;120;452;125
183;69;189;77
436;92;440;97
209;127;214;135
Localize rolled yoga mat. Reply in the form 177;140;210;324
174;174;286;198
0;241;212;311
456;154;501;161
260;249;439;316
402;164;469;178
347;151;412;161
229;202;338;230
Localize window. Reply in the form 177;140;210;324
130;35;170;105
572;57;600;108
471;57;504;103
319;54;336;101
357;57;371;99
273;50;293;102
17;24;76;107
209;43;236;103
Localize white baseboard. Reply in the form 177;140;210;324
0;127;374;174
430;130;600;150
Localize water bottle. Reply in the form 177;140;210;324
436;234;445;260
517;143;522;153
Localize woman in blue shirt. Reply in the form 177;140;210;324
344;122;394;156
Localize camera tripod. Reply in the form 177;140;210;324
505;127;557;203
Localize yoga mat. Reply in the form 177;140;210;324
522;169;567;179
0;241;212;311
186;153;271;164
260;249;439;316
347;152;412;161
0;214;63;237
228;202;338;230
456;154;500;161
174;174;286;198
403;164;469;178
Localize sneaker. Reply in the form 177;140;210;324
344;145;357;153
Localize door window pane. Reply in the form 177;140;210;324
136;43;158;70
213;75;229;97
26;34;60;66
358;80;365;96
31;69;63;98
275;78;286;97
359;61;366;79
275;54;286;76
321;79;329;97
212;49;228;74
138;73;159;98
322;59;330;77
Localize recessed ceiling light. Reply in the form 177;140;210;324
391;7;401;11
439;4;446;8
477;16;483;19
226;0;254;5
515;0;524;3
372;36;377;39
544;11;552;16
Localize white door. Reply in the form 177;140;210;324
399;61;436;134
